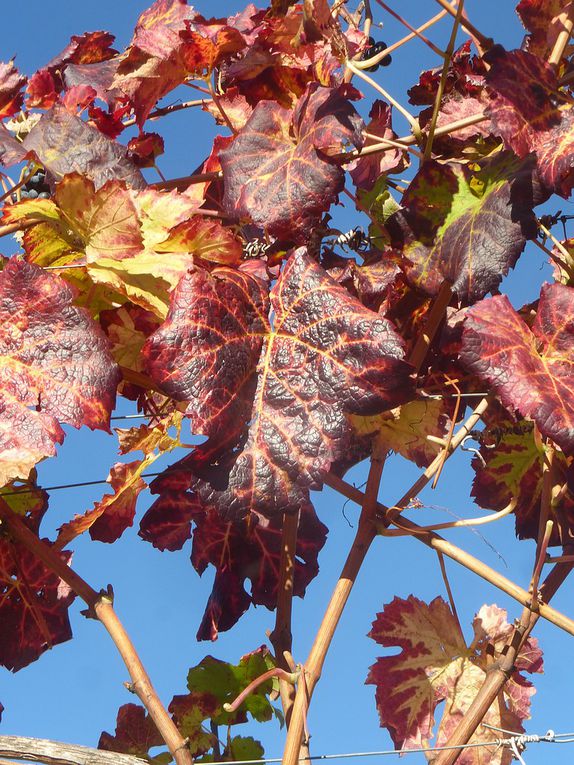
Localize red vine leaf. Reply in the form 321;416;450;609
144;266;269;452
460;284;574;455
471;410;574;544
367;596;542;761
0;60;27;119
139;489;201;552
0;532;74;671
56;460;149;547
99;703;164;759
516;1;565;57
139;478;327;638
168;692;219;755
112;0;242;127
23;105;146;189
145;251;413;519
485;47;574;196
155;216;243;266
220;83;364;241
388;154;538;303
192;504;327;640
350;102;408;191
0;124;28;166
0;260;119;485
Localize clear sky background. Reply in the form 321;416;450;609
1;3;574;764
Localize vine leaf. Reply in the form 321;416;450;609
471;410;574;544
186;647;278;725
4;175;241;317
100;304;162;398
220;83;364;241
139;482;327;639
98;703;167;762
0;260;120;485
367;596;542;762
460;283;574;455
23;105;146;189
26;31;118;111
191;504;327;640
112;0;198;127
168;692;219;756
139;489;200;552
485;47;574;197
350;101;408;191
387;154;538;303
516;0;564;56
113;0;244;127
350;398;451;468
145;250;414;519
55;460;150;548
57;412;186;547
0;533;75;672
0;60;27;119
144;266;269;452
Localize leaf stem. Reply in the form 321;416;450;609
384;397;489;526
269;511;300;726
374;1;447;58
362;131;423;158
222;667;300;713
323;473;574;637
280;450;387;765
123;99;209;128
340;111;487;161
423;0;465;160
548;1;574;66
532;236;574;282
352;5;452;70
432;0;493;52
408;281;453;373
208;76;238;135
346;61;421;134
0;501;193;765
385;499;516;535
151;171;222;191
0;218;41;238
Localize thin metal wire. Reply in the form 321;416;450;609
198;729;571;765
0;471;170;496
110;414;151;420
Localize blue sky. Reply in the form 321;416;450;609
1;2;574;764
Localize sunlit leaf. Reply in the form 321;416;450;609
485;47;574;196
0;532;74;671
471;409;574;544
145;251;413;519
460;284;574;454
23;105;146;189
367;596;542;762
388;154;538;303
0;260;119;484
220;83;363;241
99;703;164;760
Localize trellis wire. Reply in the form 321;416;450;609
194;730;574;765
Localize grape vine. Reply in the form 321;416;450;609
1;2;574;765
